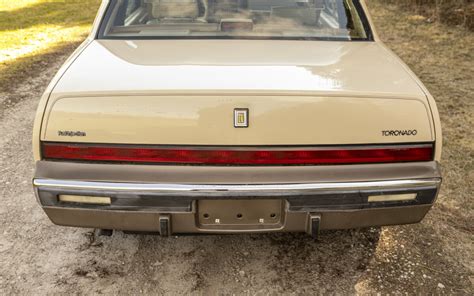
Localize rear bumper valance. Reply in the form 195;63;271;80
33;161;441;233
35;177;440;212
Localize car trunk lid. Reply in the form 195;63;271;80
42;40;434;147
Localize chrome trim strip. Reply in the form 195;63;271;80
33;178;441;196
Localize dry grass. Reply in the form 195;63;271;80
382;0;474;30
0;0;101;92
370;1;473;211
370;0;474;283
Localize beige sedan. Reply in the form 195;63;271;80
32;0;442;238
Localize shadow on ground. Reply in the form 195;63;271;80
64;229;381;294
0;41;81;114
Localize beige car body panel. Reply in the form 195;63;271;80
43;94;433;145
38;40;437;148
33;0;442;161
32;0;443;235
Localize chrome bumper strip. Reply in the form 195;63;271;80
33;178;441;196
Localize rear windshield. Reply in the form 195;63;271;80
99;0;372;41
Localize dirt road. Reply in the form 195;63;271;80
0;2;472;295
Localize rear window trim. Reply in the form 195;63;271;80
96;0;374;42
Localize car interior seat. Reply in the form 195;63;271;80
145;0;200;22
270;0;324;26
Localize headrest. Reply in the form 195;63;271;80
146;0;199;19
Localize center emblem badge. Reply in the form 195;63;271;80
234;108;249;128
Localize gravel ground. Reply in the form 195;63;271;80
0;2;472;295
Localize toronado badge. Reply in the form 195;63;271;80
234;108;249;128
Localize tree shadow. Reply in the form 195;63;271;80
0;40;82;117
0;0;101;112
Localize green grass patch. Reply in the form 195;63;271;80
0;0;101;92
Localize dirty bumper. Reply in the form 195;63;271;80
33;161;441;236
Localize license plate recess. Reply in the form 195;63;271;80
197;199;285;230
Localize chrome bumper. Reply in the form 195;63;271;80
34;177;440;212
34;178;440;197
33;178;441;197
33;161;442;234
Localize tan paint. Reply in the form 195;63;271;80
32;0;109;161
43;95;432;145
49;40;427;97
360;0;442;160
33;0;442;160
35;161;442;185
42;204;434;232
31;0;443;233
32;39;93;161
197;200;284;229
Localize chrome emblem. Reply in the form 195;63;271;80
234;108;249;128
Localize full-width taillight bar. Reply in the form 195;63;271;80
41;142;434;165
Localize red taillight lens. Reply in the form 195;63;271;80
42;143;434;165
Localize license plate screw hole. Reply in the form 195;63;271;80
203;213;210;219
236;213;243;219
270;213;277;218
